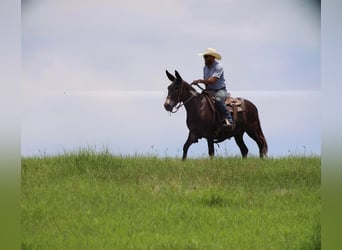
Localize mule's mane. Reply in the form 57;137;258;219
181;80;199;94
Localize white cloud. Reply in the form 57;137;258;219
22;0;320;92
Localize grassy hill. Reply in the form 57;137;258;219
21;151;320;249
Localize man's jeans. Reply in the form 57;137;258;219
214;89;233;123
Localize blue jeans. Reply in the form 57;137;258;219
214;89;233;123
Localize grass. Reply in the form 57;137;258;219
21;150;321;249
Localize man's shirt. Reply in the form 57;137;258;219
203;61;226;91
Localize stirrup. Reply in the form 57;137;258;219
223;119;232;127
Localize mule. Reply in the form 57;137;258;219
163;70;268;160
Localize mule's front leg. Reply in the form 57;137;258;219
207;139;215;159
182;132;198;160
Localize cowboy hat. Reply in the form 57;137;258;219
198;48;222;60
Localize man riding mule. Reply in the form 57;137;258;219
191;48;233;128
164;70;268;160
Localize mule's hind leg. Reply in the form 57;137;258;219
207;139;215;159
246;129;268;158
234;132;248;158
182;131;198;160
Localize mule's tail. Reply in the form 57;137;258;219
256;120;268;157
244;99;268;158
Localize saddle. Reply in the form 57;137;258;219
203;91;244;113
225;96;244;113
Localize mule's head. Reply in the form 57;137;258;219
164;70;183;112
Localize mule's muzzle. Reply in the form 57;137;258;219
164;97;175;112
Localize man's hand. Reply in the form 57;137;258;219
191;79;201;85
191;77;218;85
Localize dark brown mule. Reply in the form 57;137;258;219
164;70;268;160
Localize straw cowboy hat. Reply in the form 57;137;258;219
198;48;222;60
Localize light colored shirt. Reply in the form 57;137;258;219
203;61;226;91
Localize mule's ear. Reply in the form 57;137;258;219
166;70;176;81
175;70;182;81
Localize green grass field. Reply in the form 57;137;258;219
21;151;320;249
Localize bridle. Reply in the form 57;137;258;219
169;81;197;113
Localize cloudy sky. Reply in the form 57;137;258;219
22;0;320;157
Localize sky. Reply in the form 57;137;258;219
21;0;321;158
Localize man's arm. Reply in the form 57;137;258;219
191;77;218;85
